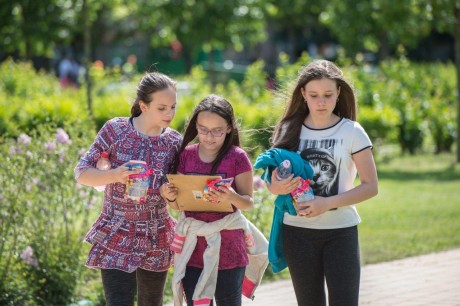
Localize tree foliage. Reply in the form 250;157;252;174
264;0;328;60
132;0;267;72
320;0;433;59
0;0;118;61
0;0;82;59
428;0;459;34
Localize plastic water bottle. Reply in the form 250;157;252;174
95;151;111;192
277;159;315;212
276;160;292;180
291;178;315;213
124;160;152;203
293;179;315;203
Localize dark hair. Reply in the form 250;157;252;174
130;72;176;117
171;94;240;175
272;59;357;150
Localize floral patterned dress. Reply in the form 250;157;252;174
75;117;182;272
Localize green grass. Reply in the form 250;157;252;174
359;152;460;264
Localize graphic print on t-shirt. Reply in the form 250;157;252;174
299;139;341;197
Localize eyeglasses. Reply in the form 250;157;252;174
196;125;227;137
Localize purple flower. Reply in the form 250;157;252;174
9;146;21;155
18;133;32;145
20;246;39;268
56;128;71;145
44;141;57;152
253;175;265;191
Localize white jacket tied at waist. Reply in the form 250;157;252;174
171;210;269;306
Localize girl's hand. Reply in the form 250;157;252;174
160;182;179;210
297;196;331;217
267;168;301;195
160;182;178;202
109;162;139;184
206;186;238;204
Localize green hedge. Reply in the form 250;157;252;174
1;56;456;154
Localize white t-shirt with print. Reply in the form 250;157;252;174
283;118;372;229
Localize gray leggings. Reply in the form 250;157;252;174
283;224;360;306
100;268;167;306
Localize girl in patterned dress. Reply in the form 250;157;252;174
74;72;182;306
160;94;254;306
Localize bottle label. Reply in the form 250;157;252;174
203;178;234;204
125;161;152;203
291;178;314;209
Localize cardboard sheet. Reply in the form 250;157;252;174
166;174;234;212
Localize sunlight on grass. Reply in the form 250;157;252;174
359;152;460;264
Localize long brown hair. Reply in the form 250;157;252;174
171;94;240;174
272;59;357;150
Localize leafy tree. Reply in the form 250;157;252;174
320;0;432;59
320;0;459;161
0;0;81;60
264;0;328;61
421;0;459;161
134;0;266;85
0;0;114;116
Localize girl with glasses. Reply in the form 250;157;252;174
161;94;255;306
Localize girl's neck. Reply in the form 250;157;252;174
304;114;340;129
198;144;219;163
133;115;162;136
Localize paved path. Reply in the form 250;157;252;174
166;248;460;305
243;248;460;306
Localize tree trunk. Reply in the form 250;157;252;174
455;7;460;162
24;39;31;60
83;0;93;117
288;27;297;62
209;49;216;89
182;44;193;74
379;31;390;60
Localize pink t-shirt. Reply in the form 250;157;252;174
178;144;253;269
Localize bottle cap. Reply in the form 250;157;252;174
281;160;291;169
101;151;109;158
277;159;292;180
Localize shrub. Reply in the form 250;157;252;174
1;57;457;155
0;121;100;305
0;59;89;137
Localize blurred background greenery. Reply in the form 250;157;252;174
1;1;459;305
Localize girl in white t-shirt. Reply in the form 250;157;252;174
268;60;378;306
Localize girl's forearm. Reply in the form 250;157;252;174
324;181;378;210
231;194;253;211
76;168;115;186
